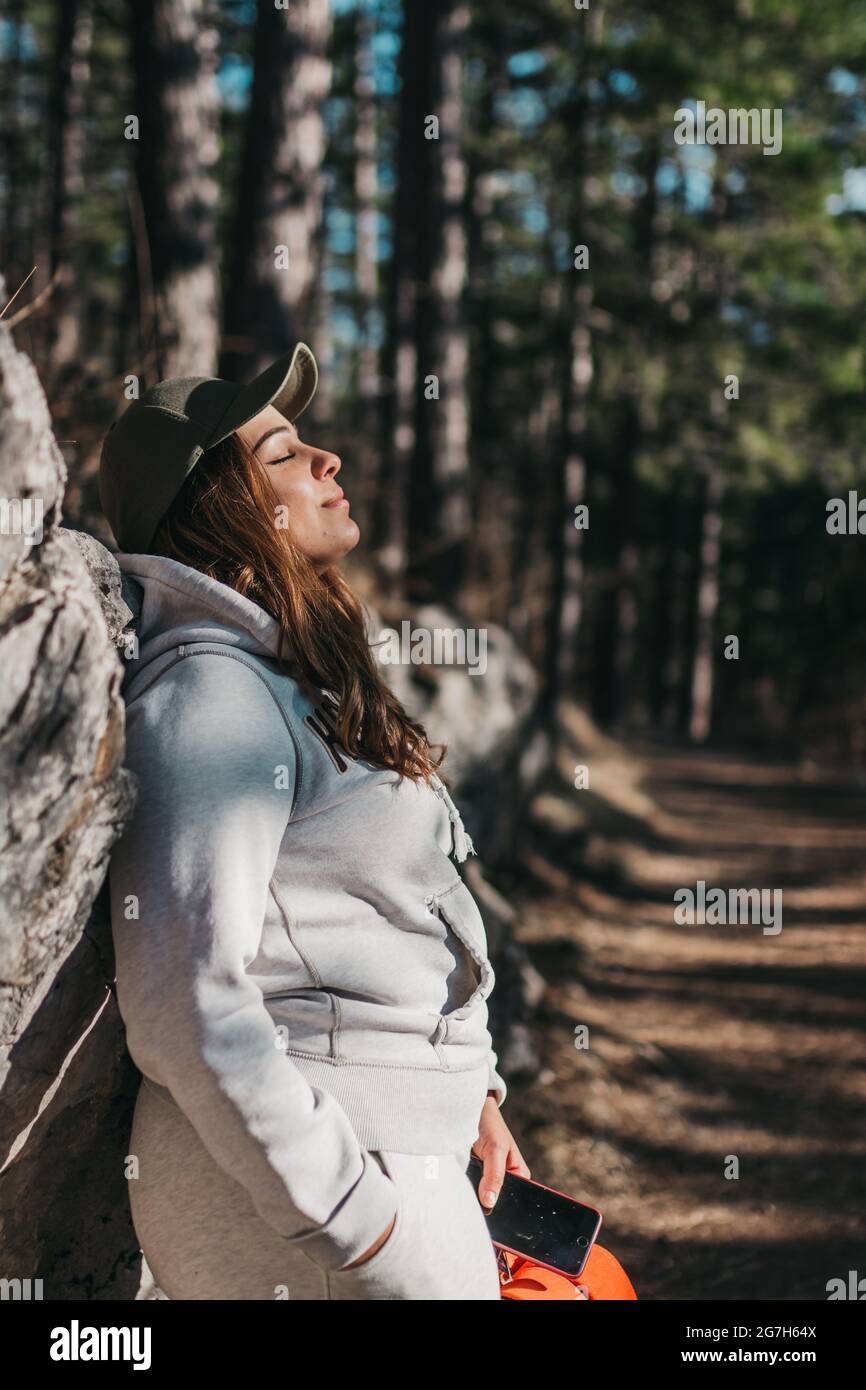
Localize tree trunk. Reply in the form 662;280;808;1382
464;38;505;608
689;462;724;742
648;479;678;726
354;2;379;415
675;484;703;732
350;1;381;530
591;390;639;726
46;0;94;377
545;6;604;711
547;277;593;704
377;0;437;581
406;0;472;606
591;130;660;728
221;0;332;382
129;0;221;379
0;1;27;298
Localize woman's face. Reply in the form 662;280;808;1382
235;405;360;571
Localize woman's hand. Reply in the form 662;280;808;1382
474;1100;589;1297
472;1092;530;1211
340;1212;397;1270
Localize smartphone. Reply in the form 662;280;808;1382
466;1156;603;1279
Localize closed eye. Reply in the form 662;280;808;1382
266;452;296;465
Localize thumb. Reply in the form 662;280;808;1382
479;1148;507;1210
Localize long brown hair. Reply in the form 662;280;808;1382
149;431;445;782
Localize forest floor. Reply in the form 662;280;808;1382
502;731;866;1301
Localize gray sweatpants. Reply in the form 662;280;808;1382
128;1079;502;1301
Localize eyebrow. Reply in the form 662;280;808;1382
251;424;296;454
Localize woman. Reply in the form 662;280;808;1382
99;341;529;1300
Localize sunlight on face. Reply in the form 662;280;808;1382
235;405;360;570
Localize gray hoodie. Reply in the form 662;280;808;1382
108;553;507;1273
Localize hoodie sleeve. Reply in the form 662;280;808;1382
109;652;398;1272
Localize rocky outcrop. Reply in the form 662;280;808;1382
0;293;139;1299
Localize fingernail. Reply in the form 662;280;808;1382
482;1189;498;1207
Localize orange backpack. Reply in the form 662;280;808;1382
498;1244;638;1301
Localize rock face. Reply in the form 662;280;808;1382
0;296;140;1299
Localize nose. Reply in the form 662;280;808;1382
311;447;341;480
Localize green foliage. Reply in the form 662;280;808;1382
2;0;864;748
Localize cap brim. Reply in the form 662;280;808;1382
205;341;318;448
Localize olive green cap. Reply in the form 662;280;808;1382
98;341;318;553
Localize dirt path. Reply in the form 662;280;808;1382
505;739;866;1300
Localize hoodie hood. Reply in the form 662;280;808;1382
115;552;476;859
117;552;287;682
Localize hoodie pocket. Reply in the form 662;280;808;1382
424;879;494;1020
328;1151;408;1296
328;1150;500;1300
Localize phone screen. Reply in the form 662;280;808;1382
466;1157;601;1277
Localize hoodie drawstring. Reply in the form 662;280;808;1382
432;773;477;863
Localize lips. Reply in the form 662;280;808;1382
322;488;348;508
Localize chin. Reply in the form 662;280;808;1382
340;517;362;557
320;518;361;568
